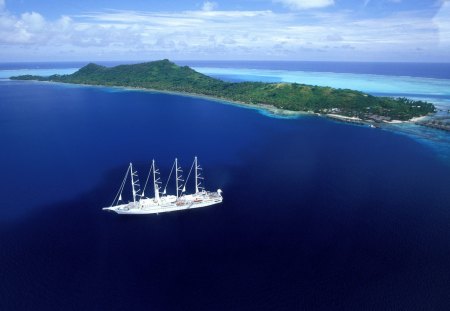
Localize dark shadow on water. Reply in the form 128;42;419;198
2;125;450;310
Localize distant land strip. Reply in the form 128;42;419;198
11;59;436;121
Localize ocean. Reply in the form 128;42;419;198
0;62;449;310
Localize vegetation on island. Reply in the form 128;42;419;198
11;59;435;121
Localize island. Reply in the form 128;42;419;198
11;59;435;122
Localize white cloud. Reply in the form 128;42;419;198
21;12;46;31
433;0;450;44
274;0;334;10
202;1;218;11
0;7;74;45
0;1;448;61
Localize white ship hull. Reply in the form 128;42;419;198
103;193;222;215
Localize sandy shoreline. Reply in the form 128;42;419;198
409;116;429;123
24;79;311;118
120;86;310;117
13;79;429;123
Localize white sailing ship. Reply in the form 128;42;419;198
103;157;223;214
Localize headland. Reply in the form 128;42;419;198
11;59;436;122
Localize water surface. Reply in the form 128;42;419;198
1;80;449;310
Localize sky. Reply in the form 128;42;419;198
0;0;449;62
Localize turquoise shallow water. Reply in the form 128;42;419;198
0;68;78;79
193;67;450;107
191;66;450;164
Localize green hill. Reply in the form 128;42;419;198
11;59;435;120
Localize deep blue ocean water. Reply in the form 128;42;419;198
1;63;450;310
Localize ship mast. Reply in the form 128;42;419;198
185;156;204;195
195;156;204;194
195;157;198;194
175;158;178;198
130;162;140;203
175;158;184;198
130;163;136;203
152;159;160;201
